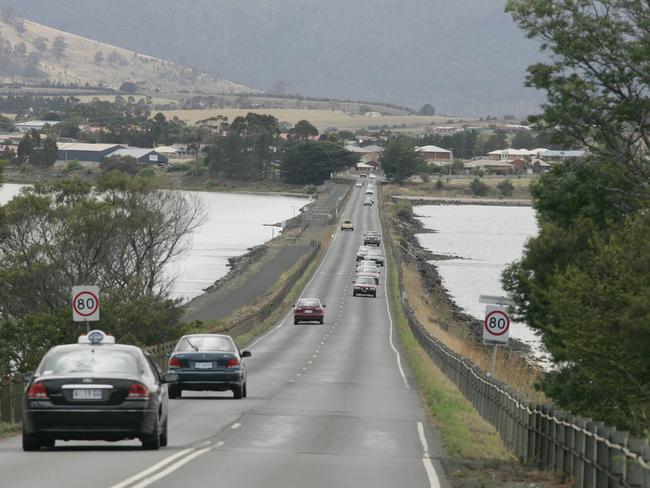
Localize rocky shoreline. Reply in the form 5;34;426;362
394;209;531;354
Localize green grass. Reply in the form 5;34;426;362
0;422;20;439
386;245;514;462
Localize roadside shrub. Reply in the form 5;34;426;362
394;200;413;220
100;155;139;175
304;184;318;194
166;163;192;173
63;160;82;173
497;179;514;196
420;173;430;183
469;177;489;196
435;179;444;190
398;236;409;249
137;167;156;178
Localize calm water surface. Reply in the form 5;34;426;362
415;205;544;355
0;184;307;301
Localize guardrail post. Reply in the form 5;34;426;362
573;417;587;487
595;425;612;488
0;381;11;423
564;415;576;477
527;402;536;464
554;410;565;474
626;438;648;488
584;421;602;487
609;430;629;488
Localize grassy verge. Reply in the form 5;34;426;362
0;422;20;439
385;176;533;200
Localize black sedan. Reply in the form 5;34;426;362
22;330;177;451
167;334;251;399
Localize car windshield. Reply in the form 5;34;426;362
298;299;321;307
367;250;383;255
176;336;234;352
359;267;378;273
38;348;141;376
356;277;375;285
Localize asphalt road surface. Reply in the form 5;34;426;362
0;179;449;488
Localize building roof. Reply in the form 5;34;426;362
531;158;552;167
487;148;532;156
540;149;586;158
356;162;373;168
110;148;159;159
345;144;382;153
58;143;124;152
153;146;179;154
464;159;514;168
14;120;61;128
416;145;451;154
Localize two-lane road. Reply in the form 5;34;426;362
0;180;449;488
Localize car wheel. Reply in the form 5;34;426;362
373;292;377;298
294;319;299;325
319;318;324;324
159;416;168;447
22;432;42;451
141;425;161;450
41;437;55;448
243;383;248;398
353;291;357;296
168;384;181;399
233;385;243;399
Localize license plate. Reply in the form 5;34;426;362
73;389;102;400
195;362;212;369
304;310;312;313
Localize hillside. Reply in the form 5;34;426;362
2;0;544;116
0;14;255;95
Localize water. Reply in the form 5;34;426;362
414;205;544;356
0;183;307;301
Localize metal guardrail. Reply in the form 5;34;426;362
388;235;650;487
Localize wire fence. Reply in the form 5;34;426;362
390;241;650;487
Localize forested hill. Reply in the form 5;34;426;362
0;11;254;94
3;0;543;116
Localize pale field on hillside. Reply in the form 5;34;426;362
0;18;252;94
162;108;467;132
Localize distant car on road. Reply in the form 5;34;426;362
355;182;363;188
360;172;367;178
357;269;379;285
365;249;385;266
168;334;251;400
341;219;354;231
353;275;377;297
22;330;178;451
356;245;372;261
365;189;374;196
363;231;381;246
363;197;374;206
293;297;326;324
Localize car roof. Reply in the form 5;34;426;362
181;333;232;340
46;343;144;355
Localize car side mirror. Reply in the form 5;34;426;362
241;350;252;358
292;304;296;308
165;352;171;358
162;372;179;383
322;304;327;308
23;372;33;383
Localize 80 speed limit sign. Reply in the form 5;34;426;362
483;305;510;344
72;286;100;322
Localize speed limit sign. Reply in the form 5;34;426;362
483;305;510;344
72;286;100;322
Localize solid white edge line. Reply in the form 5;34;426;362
130;442;223;488
109;448;194;488
375;201;410;389
422;458;442;488
417;421;430;455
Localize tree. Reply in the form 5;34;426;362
52;36;67;59
280;141;359;185
31;137;58;168
94;50;104;64
119;81;138;94
506;0;650;190
418;103;436;116
32;37;48;53
16;130;40;164
100;155;140;175
379;136;424;183
288;120;318;141
13;42;26;58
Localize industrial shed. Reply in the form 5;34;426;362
57;143;125;163
108;148;169;165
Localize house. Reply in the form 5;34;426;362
108;148;169;165
14;120;61;133
463;159;515;174
538;149;586;162
416;145;453;161
486;148;532;161
344;144;382;163
57;143;125;163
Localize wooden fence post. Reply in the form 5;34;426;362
626;438;648;488
0;382;11;423
609;430;629;488
573;417;588;487
584;421;603;487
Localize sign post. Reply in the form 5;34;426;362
480;296;513;376
72;286;100;332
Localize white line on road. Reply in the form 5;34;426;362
417;421;429;455
422;458;442;488
231;422;242;429
110;448;194;488
129;442;223;488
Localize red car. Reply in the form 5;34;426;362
353;276;377;297
293;298;326;324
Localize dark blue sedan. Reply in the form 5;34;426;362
167;334;251;399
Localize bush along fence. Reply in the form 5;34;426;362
0;239;321;427
387;232;650;487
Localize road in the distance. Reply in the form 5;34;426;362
0;180;449;488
